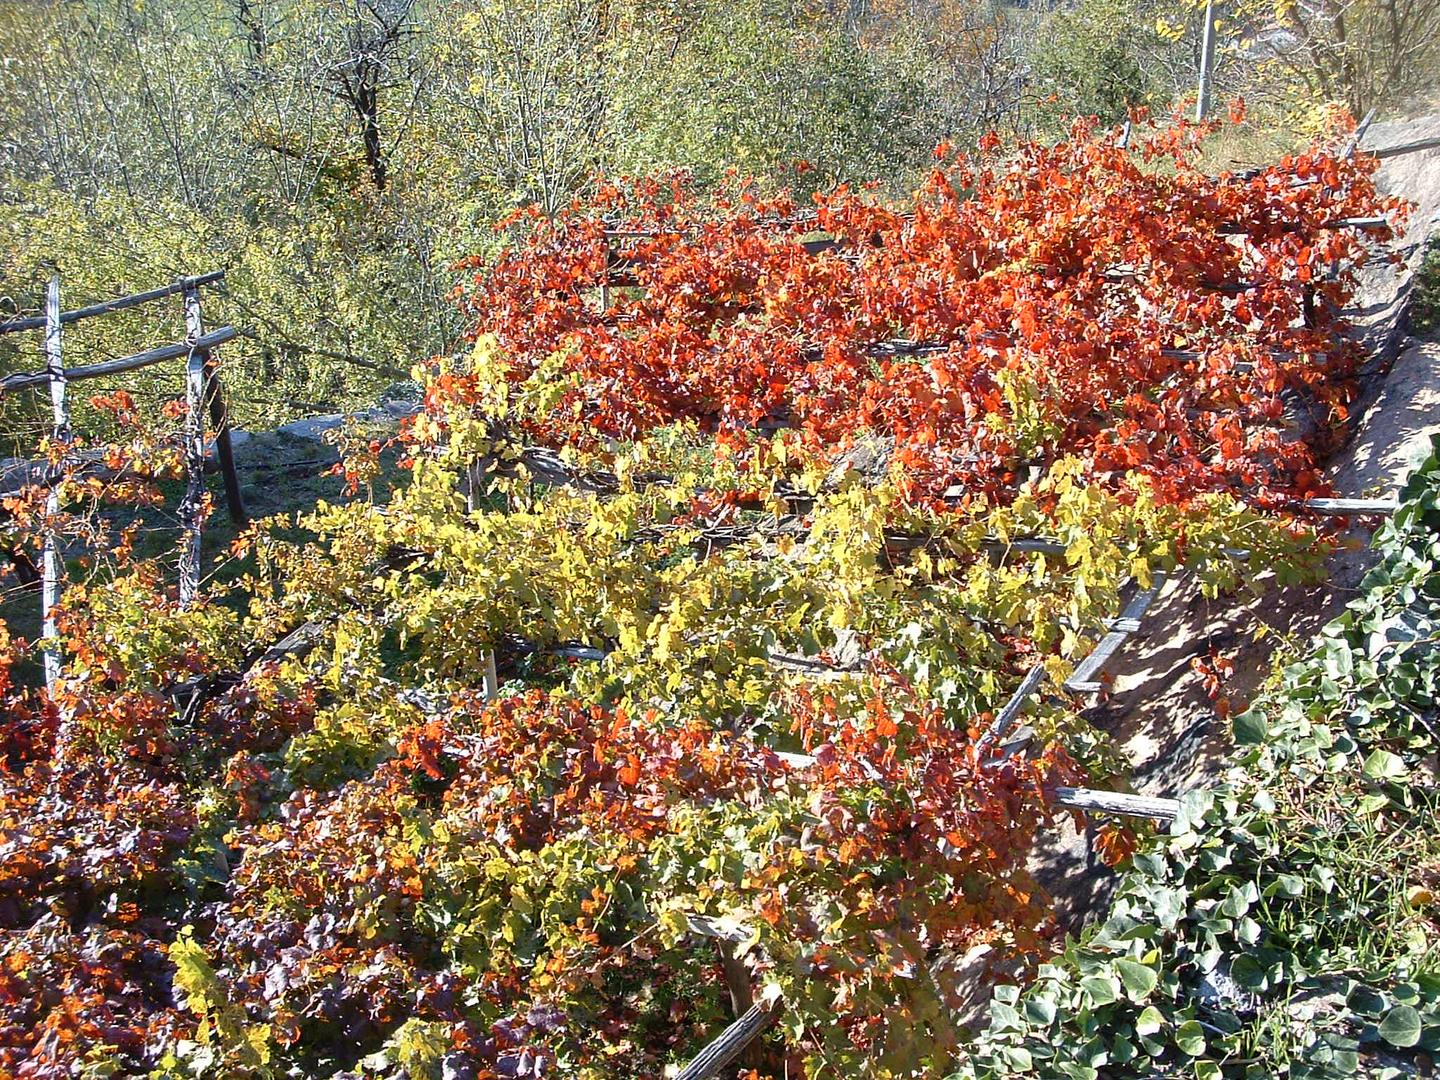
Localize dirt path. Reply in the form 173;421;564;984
1032;114;1440;932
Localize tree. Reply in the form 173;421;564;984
1027;0;1197;125
1255;0;1440;117
328;0;419;192
429;0;611;215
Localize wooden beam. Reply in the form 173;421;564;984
1053;786;1179;820
252;620;328;667
172;618;329;725
1299;496;1398;515
543;642;607;662
0;271;226;335
1366;135;1440;160
0;326;239;392
975;664;1047;756
774;754;1182;827
774;750;816;769
1063;572;1167;694
983;536;1068;556
675;985;783;1080
685;915;750;943
1339;108;1378;160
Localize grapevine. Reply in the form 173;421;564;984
0;112;1408;1078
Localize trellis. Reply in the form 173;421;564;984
0;126;1426;1072
581;136;1429;1075
662;497;1402;1078
0;272;245;689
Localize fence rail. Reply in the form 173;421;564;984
0;326;239;392
0;271;226;335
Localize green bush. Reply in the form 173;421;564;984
1410;239;1440;339
953;435;1440;1079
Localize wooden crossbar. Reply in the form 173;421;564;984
975;664;1047;755
1299;496;1399;515
1064;573;1168;694
0;326;238;392
777;747;1180;821
0;271;226;335
675;986;783;1080
1366;135;1440;160
1053;786;1180;820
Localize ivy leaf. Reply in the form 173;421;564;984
1080;974;1119;1006
1024;996;1058;1026
1362;749;1407;780
1232;708;1267;745
1136;1005;1166;1036
1378;1005;1422;1048
1228;953;1267;990
1115;959;1158;1000
1175;1020;1207;1056
999;1046;1034;1072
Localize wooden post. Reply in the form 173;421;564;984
41;275;68;692
179;285;208;605
599;236;611;314
205;365;247;526
465;459;484;513
464;452;499;702
483;648;499;702
1195;0;1217;122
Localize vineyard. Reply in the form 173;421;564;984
1;112;1436;1079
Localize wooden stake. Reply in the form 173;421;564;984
599;237;611;313
178;285;208;606
41;276;68;692
1195;0;1218;122
483;649;499;701
205;362;247;526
